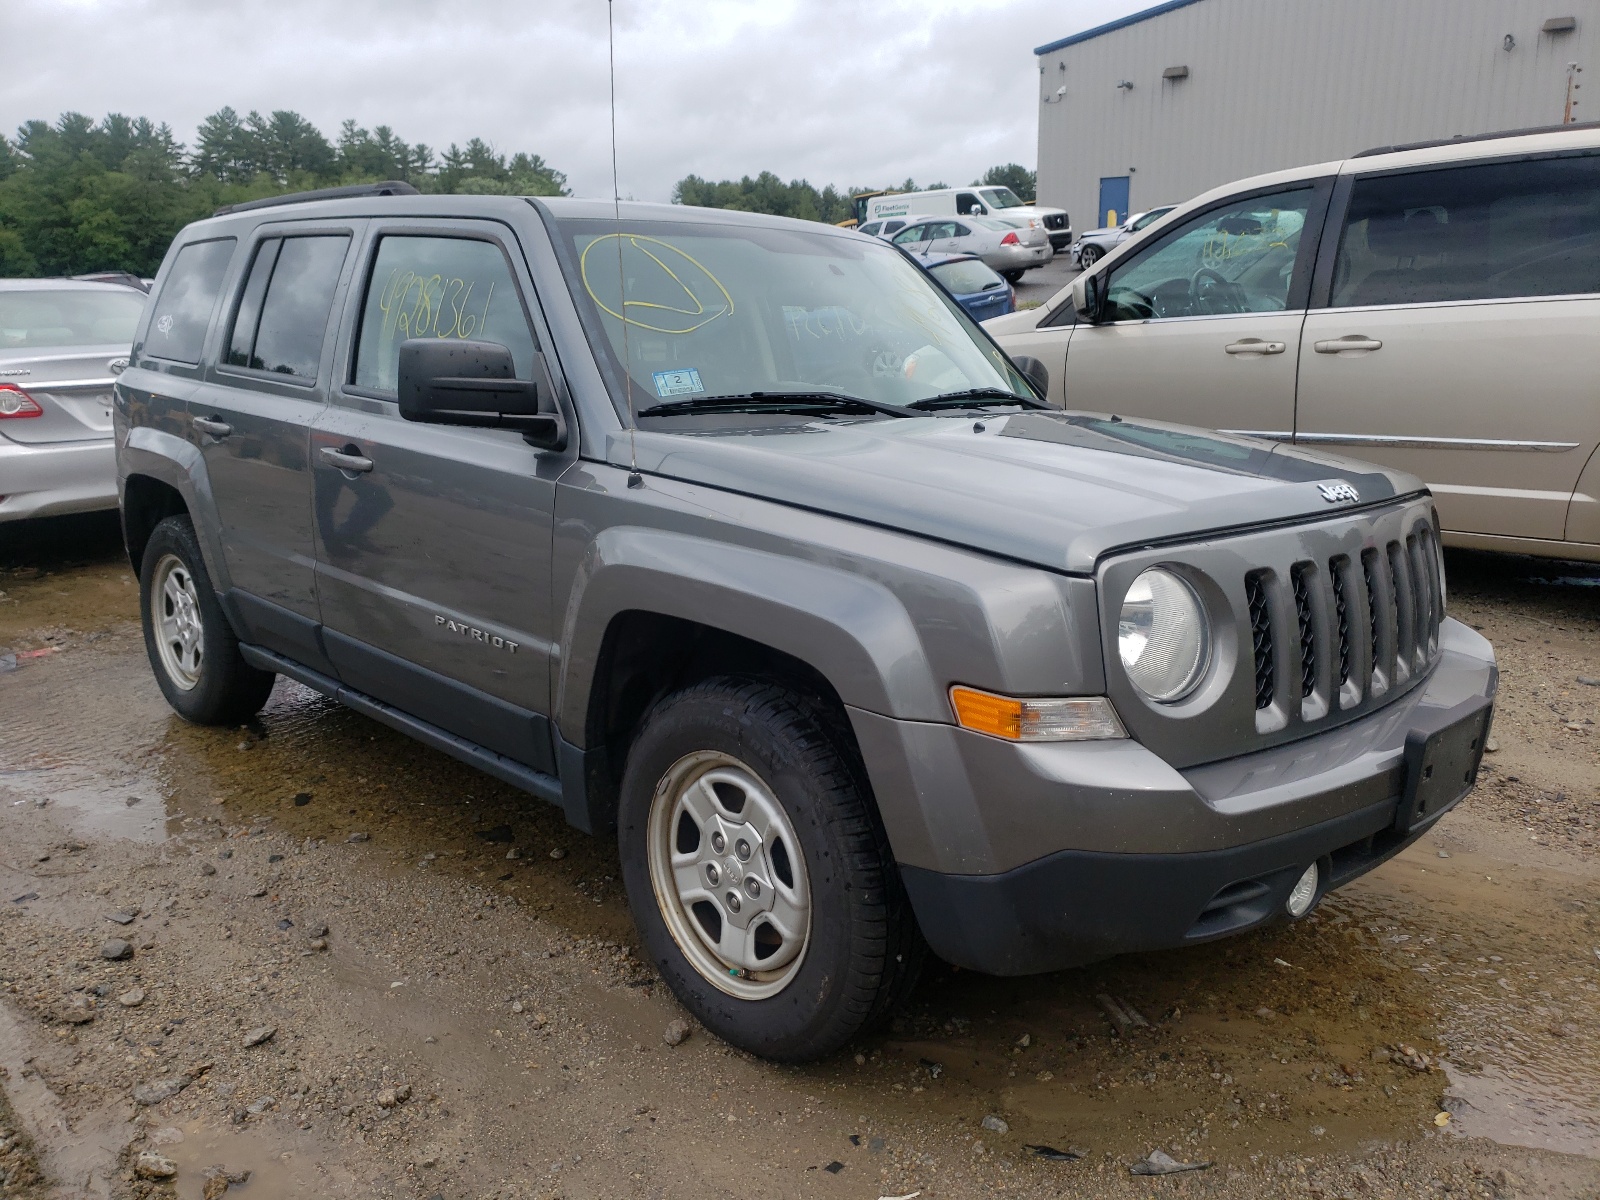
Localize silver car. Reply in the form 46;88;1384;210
1071;206;1176;269
0;279;145;522
890;215;1052;282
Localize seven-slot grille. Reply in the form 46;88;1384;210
1249;526;1443;722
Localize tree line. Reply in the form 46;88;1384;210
0;110;570;277
671;163;1037;223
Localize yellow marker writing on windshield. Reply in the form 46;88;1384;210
580;234;734;334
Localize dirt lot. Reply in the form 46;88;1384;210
0;514;1597;1200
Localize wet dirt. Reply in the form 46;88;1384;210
0;532;1597;1199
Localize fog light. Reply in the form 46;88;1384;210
1285;864;1320;917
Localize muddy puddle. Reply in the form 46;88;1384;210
1;534;1598;1197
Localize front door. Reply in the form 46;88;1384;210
311;223;569;772
1295;152;1600;541
191;226;358;665
1061;183;1324;433
1098;176;1131;228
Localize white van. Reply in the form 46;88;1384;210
862;187;1072;250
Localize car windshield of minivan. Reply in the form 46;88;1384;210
555;218;1034;422
980;188;1025;210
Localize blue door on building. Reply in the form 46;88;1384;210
1097;176;1131;228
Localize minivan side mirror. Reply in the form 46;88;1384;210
1072;271;1107;323
397;339;567;451
1011;355;1050;399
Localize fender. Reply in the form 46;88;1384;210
555;527;943;743
121;426;233;594
1563;440;1600;547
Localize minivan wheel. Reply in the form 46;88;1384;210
618;677;923;1061
1077;243;1102;269
139;515;276;725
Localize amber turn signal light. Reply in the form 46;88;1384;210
949;686;1127;742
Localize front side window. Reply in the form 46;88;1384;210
353;236;537;393
1129;207;1172;232
0;288;144;350
144;238;235;363
956;193;983;215
1332;153;1600;307
1102;188;1312;322
554;218;1031;419
225;235;349;379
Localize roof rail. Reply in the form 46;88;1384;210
1354;120;1600;159
212;180;420;218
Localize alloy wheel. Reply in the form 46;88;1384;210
646;750;812;1000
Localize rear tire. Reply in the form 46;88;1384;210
618;676;923;1062
1077;243;1102;269
139;514;275;725
1001;269;1024;284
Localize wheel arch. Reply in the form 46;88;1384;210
553;528;943;834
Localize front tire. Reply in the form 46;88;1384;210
1077;243;1103;269
139;515;275;725
618;677;922;1061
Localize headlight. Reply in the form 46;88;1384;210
1118;568;1210;702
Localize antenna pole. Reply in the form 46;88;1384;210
608;0;641;484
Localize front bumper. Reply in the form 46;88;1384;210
0;436;117;522
1047;229;1073;250
853;618;1496;974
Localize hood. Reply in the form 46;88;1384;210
620;412;1422;574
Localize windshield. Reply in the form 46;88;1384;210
1129;207;1173;231
554;218;1031;421
0;288;145;349
980;188;1025;210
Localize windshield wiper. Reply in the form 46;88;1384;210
906;387;1049;411
636;391;917;419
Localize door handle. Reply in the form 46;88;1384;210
192;415;232;438
1224;339;1286;355
1314;336;1383;354
320;445;374;473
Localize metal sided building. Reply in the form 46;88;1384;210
1035;0;1594;234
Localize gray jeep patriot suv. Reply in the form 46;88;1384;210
115;183;1497;1061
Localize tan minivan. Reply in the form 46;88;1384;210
991;124;1600;562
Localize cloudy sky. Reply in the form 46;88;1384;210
4;0;1148;201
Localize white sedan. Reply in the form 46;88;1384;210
889;216;1052;283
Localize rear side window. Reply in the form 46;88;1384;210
1332;153;1600;307
883;220;906;235
226;235;350;379
352;236;536;393
144;238;235;363
892;225;929;245
858;222;881;236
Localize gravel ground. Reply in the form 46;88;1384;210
0;515;1596;1200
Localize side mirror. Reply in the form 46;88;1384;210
1072;271;1106;323
1011;355;1050;399
398;339;566;451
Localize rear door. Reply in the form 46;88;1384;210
310;220;569;772
1060;181;1327;431
1295;151;1600;540
190;224;360;665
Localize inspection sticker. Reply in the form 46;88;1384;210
652;368;705;398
